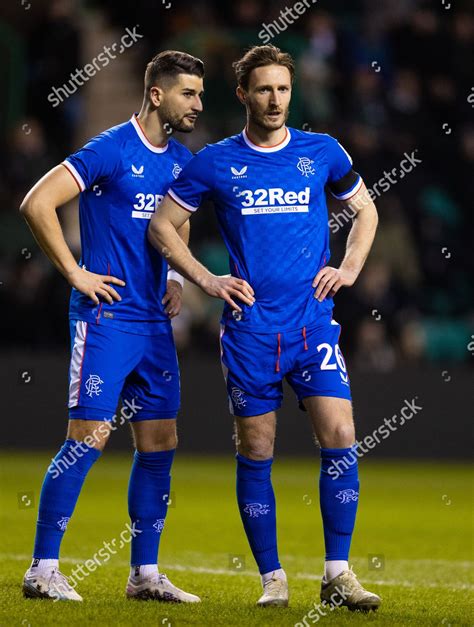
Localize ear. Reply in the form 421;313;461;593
149;86;164;108
236;85;247;105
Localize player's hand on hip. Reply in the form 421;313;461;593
312;266;357;301
68;266;125;305
201;274;255;312
162;280;183;318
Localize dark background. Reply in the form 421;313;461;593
0;0;472;457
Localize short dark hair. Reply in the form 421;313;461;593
144;50;204;91
232;45;295;90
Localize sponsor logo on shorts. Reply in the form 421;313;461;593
243;503;270;518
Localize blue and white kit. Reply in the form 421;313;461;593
168;127;360;415
63;114;191;421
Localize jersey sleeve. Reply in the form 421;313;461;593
325;136;362;200
62;132;120;192
167;146;215;212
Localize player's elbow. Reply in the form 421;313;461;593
19;189;49;220
19;193;40;219
19;194;32;217
147;214;168;250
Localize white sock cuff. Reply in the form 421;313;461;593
262;567;286;584
131;564;159;579
324;560;348;581
31;558;58;571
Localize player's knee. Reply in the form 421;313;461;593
135;432;178;452
67;419;111;452
322;421;355;448
238;436;274;460
159;432;178;451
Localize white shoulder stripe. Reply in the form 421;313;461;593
63;160;86;192
167;188;198;212
337;141;353;165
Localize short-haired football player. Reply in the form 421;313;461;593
148;44;381;612
20;50;204;603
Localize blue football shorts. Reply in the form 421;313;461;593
219;315;351;417
68;319;180;421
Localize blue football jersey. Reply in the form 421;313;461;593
63;114;192;334
168;127;362;333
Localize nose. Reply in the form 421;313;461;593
193;95;203;112
269;89;281;107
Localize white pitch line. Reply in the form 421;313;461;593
2;554;472;591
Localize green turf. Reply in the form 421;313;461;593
1;452;473;625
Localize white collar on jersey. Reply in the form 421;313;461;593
130;114;169;153
242;126;291;153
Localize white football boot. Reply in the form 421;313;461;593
320;567;381;611
23;566;83;601
126;572;201;603
257;575;289;607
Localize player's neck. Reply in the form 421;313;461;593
135;107;169;148
245;121;287;148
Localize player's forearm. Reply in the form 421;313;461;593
149;217;212;289
176;219;190;247
339;198;378;280
20;201;79;281
167;220;190;286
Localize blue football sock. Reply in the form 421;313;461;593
128;449;175;566
319;446;359;561
33;439;102;559
236;454;280;575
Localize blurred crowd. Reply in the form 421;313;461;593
1;0;473;369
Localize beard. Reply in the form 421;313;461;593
159;102;196;134
247;100;290;131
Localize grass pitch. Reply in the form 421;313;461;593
1;452;473;625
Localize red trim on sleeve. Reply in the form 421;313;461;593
61;162;83;192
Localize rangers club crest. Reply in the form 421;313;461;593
243;503;270;518
297;157;315;177
85;374;103;398
57;516;70;531
153;518;165;534
231;387;246;409
335;489;359;504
